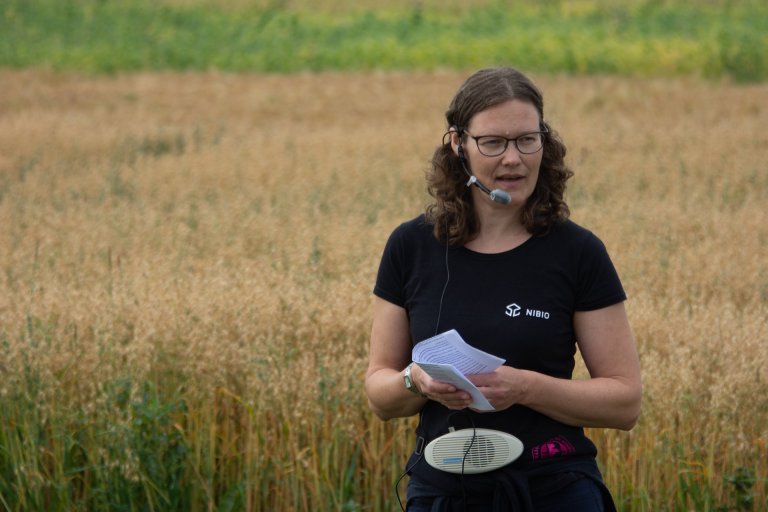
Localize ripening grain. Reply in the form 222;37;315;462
0;70;766;510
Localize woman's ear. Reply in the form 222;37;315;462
449;127;462;156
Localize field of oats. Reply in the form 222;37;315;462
0;69;767;510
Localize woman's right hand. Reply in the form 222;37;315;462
412;363;473;410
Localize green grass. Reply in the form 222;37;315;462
1;0;767;81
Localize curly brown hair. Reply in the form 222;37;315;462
425;67;573;246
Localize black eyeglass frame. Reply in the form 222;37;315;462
463;129;548;156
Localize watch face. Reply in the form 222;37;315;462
404;363;421;395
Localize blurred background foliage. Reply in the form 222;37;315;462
1;0;767;81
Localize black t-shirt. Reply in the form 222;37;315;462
374;214;626;470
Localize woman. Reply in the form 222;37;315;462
365;67;642;511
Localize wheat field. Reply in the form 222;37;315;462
0;69;766;510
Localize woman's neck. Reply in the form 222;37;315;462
465;208;530;254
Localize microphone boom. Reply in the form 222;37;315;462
459;147;512;205
466;175;512;205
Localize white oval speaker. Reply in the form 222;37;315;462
424;428;524;474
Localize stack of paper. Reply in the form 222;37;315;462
412;330;505;411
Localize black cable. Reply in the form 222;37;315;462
447;411;478;512
433;236;450;336
394;453;422;511
395;412;480;511
394;412;426;511
396;220;453;510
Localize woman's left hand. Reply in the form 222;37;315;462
466;366;529;412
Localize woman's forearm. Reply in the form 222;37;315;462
519;370;641;430
365;367;426;421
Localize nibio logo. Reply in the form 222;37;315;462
505;303;550;320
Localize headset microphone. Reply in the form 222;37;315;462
465;175;512;205
457;145;512;205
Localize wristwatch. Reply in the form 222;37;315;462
404;362;426;397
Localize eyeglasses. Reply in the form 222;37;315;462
465;130;547;156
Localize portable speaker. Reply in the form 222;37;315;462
424;428;523;474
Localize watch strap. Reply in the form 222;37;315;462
404;362;426;397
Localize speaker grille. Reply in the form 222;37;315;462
432;433;509;469
464;435;502;467
425;428;523;474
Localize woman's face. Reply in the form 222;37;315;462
452;99;543;209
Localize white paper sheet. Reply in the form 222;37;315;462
412;329;505;411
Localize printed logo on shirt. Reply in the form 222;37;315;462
531;436;576;460
505;303;551;320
